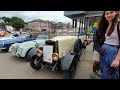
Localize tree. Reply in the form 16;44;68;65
6;22;11;25
1;16;7;21
10;17;19;22
4;18;11;23
0;22;5;26
0;22;6;30
12;19;24;31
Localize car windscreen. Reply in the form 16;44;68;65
37;35;48;39
18;34;28;38
4;33;13;38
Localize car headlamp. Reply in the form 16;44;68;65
2;42;4;46
19;48;23;52
10;46;14;52
52;53;59;61
37;50;43;57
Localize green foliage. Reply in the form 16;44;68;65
6;22;12;25
4;18;11;23
12;19;24;31
0;16;25;31
10;17;19;22
1;16;6;20
0;22;5;27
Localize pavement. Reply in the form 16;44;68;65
0;44;95;79
74;44;95;79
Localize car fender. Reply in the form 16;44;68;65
20;46;35;57
27;47;40;60
9;43;19;52
61;53;76;71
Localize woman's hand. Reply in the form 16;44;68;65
111;59;119;67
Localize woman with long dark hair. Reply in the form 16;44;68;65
93;11;120;79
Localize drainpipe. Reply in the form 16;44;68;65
72;19;74;28
75;19;77;28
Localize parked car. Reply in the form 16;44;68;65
0;33;38;51
0;31;8;37
0;33;19;40
28;35;88;79
9;35;49;61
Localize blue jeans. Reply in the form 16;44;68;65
100;44;119;79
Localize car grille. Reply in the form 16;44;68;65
12;45;19;53
45;40;56;53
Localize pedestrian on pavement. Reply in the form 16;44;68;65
93;11;120;79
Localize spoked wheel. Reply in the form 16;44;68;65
74;39;82;61
63;57;78;79
29;55;43;70
82;40;88;48
74;39;82;54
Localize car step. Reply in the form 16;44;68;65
79;48;86;61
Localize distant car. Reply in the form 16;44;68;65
0;33;38;51
0;33;19;40
0;31;10;37
9;35;49;61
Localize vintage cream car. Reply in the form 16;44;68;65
9;35;49;61
28;35;88;79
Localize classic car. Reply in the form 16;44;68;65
0;33;38;51
0;33;19;40
9;35;49;61
0;31;7;37
28;34;88;79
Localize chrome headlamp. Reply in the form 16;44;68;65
2;42;4;46
10;46;14;51
18;48;23;54
52;53;59;61
36;50;43;57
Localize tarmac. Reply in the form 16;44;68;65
74;44;95;79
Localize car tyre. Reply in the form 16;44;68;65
26;48;33;61
29;55;42;70
74;39;82;53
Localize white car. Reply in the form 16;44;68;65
9;35;49;61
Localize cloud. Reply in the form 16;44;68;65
0;11;72;24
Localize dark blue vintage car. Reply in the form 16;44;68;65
0;33;38;51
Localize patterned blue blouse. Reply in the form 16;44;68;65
93;29;106;54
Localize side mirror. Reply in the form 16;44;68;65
34;41;38;48
35;44;38;48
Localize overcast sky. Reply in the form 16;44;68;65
0;11;72;24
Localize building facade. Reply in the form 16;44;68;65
64;11;104;34
25;19;53;32
24;19;72;32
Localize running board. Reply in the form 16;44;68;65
79;48;86;61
